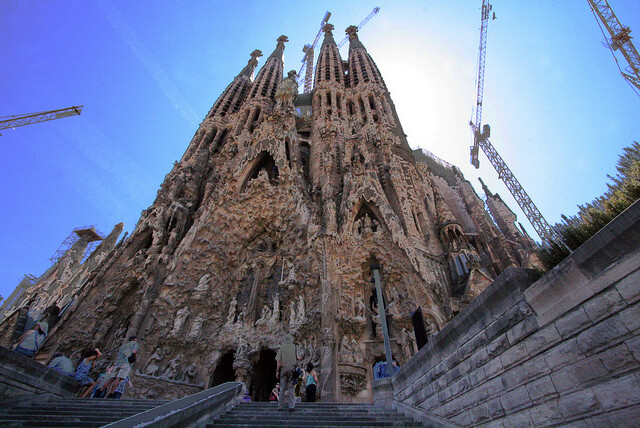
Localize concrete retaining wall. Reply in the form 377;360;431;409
0;345;78;399
375;200;640;426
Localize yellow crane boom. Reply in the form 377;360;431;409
0;106;83;135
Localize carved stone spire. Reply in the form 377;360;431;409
268;35;289;61
321;23;336;47
238;50;263;79
346;25;366;52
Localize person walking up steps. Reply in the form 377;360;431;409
305;362;318;402
276;333;298;412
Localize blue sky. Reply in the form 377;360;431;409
1;1;638;301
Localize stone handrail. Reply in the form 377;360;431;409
104;381;244;428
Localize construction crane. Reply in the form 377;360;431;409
587;0;640;96
337;7;381;49
298;11;332;94
468;2;560;245
0;106;83;135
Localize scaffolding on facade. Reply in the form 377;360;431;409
49;226;105;265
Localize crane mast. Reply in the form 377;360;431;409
468;2;560;245
298;12;332;94
587;0;640;94
0;106;83;135
470;0;493;169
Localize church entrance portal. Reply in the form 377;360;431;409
209;351;236;388
250;349;277;402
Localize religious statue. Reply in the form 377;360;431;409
144;348;163;377
255;304;272;328
401;328;416;362
275;69;298;109
170;306;190;336
182;363;198;384
226;297;238;325
194;274;211;298
296;294;305;324
188;314;205;339
161;356;181;380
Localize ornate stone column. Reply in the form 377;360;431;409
319;236;336;401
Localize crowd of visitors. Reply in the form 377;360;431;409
9;297;140;400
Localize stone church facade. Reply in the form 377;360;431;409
1;24;540;402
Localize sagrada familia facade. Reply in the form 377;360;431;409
0;24;540;402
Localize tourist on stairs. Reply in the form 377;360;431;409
305;362;318;402
276;333;298;412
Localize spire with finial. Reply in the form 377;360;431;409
238;49;263;79
248;36;288;101
315;23;345;87
346;25;385;88
345;25;366;52
269;35;289;61
207;50;263;119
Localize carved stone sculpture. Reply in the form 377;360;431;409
182;363;198;384
161;356;181;380
144;348;163;377
170;306;190;336
226;297;237;325
187;314;205;339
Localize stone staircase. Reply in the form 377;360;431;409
208;402;425;427
0;397;169;427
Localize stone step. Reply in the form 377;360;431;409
0;416;115;426
218;411;409;420
208;424;421;428
0;409;149;417
208;403;424;428
214;418;422;427
0;420;103;428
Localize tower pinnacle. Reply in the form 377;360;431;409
346;25;366;52
269;35;289;60
238;50;263;78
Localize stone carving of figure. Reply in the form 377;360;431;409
188;314;205;339
340;335;354;363
401;328;416;362
182;363;198;384
296;294;305;323
275;69;298;109
268;294;280;328
289;301;297;327
161;356;181;380
255;304;272;328
236;307;244;325
144;348;163;377
354;292;366;320
226;297;237;325
170;306;190;336
194;274;211;299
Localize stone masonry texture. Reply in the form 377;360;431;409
375;200;640;426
